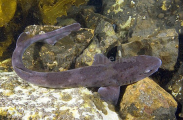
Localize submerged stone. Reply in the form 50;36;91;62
121;29;178;71
0;72;120;120
120;77;177;119
22;24;94;72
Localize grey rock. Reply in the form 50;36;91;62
0;72;120;120
121;29;178;70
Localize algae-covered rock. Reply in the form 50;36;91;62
75;40;101;67
75;20;118;67
95;20;118;53
22;24;94;72
120;77;177;120
80;8;115;29
0;72;120;120
102;0;136;31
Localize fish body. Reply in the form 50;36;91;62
13;54;161;88
12;23;162;104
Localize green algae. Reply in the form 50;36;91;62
0;0;17;27
38;0;87;24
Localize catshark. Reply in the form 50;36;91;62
12;23;162;104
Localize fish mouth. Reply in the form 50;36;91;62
156;57;162;67
145;56;162;74
153;57;162;72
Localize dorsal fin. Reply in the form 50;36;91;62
92;54;111;65
16;32;30;46
98;86;120;105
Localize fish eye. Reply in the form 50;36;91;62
144;69;152;74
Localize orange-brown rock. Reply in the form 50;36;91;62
120;77;177;120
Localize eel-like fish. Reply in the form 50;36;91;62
12;23;162;104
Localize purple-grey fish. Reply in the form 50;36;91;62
12;23;162;104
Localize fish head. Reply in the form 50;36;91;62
134;55;162;80
114;55;162;85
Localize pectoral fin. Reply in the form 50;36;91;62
98;86;120;105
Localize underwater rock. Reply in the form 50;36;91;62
75;39;101;67
168;78;183;118
56;18;78;26
0;72;120;120
22;24;93;71
80;8;115;29
102;0;136;31
130;16;160;39
101;0;182;42
75;20;118;67
121;29;178;71
101;0;164;44
120;77;177;120
75;8;120;67
95;20;118;53
166;62;183;117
